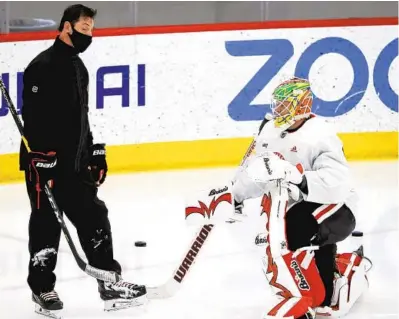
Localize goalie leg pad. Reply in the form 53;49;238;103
264;296;315;319
261;184;326;318
263;250;326;318
316;246;372;318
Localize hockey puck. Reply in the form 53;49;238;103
134;241;147;247
351;231;364;237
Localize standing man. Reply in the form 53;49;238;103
19;4;146;317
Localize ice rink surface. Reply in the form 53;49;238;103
0;161;398;319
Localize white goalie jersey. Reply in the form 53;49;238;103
233;115;358;215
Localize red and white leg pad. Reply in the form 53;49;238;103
258;185;327;319
264;296;315;319
262;249;326;319
316;247;372;318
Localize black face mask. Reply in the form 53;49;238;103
69;27;92;53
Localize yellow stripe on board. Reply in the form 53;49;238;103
0;131;397;184
340;131;398;160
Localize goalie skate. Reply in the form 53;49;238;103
32;291;63;319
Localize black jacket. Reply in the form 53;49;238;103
19;36;93;174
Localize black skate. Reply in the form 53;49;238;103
98;279;147;311
32;291;63;319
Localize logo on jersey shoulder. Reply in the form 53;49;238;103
290;260;310;290
290;146;298;152
32;86;38;93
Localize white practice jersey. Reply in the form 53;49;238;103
233;115;358;214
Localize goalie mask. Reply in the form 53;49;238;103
271;77;313;130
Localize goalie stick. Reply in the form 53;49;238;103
147;129;259;299
147;224;214;299
0;78;120;283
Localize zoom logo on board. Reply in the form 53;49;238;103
0;64;146;117
225;37;398;121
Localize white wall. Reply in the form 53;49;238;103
0;24;397;155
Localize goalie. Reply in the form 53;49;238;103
232;77;372;319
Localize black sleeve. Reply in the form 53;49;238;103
87;130;94;147
83;63;94;149
21;61;60;152
86;87;94;148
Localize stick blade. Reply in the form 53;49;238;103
147;279;180;299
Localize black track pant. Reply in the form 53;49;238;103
285;201;356;307
25;170;121;295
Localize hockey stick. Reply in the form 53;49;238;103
0;78;120;283
147;224;214;298
147;135;258;299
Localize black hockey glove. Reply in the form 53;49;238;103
27;151;57;209
89;143;108;186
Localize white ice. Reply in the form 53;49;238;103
0;161;398;319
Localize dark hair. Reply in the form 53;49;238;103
58;4;97;32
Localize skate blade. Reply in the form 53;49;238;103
35;304;62;319
104;294;148;312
